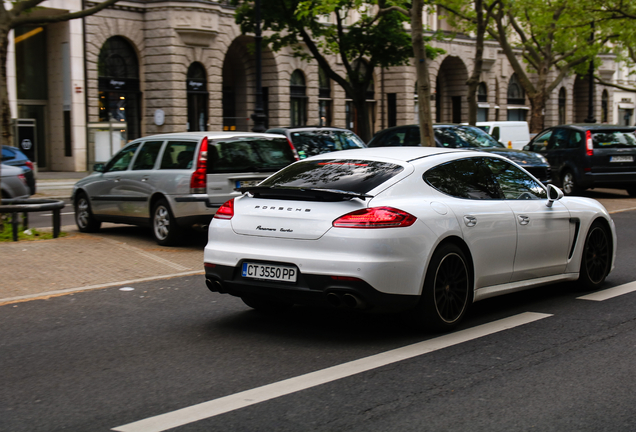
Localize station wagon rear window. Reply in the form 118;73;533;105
259;159;405;194
592;130;636;148
207;137;297;173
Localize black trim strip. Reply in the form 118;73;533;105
92;196;147;202
569;218;581;259
175;196;209;203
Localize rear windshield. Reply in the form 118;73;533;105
259;159;404;194
207;137;297;173
592;130;636;149
290;130;366;159
435;126;504;148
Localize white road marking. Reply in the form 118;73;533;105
577;281;636;301
0;270;203;306
112;312;552;432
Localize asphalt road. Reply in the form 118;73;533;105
2;210;636;431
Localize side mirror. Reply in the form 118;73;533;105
546;184;564;208
523;144;530;151
93;163;105;172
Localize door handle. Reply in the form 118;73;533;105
113;177;121;182
464;216;477;227
141;176;149;182
518;215;530;225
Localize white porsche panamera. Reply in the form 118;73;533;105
203;147;616;330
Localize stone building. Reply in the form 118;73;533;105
7;0;620;172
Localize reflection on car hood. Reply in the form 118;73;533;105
477;148;546;166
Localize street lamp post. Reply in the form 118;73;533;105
251;0;267;132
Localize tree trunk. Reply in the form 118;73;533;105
411;0;435;147
466;0;485;126
0;26;9;206
354;96;372;143
528;94;546;133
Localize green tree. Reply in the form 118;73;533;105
235;0;413;142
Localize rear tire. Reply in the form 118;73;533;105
415;243;472;331
75;192;101;233
578;221;611;290
152;198;181;246
561;170;582;196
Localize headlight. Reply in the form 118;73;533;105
537;154;549;164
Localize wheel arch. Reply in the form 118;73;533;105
424;235;475;295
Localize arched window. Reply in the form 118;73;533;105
558;87;566;125
318;68;332;126
290;70;307;126
186;62;208;131
98;36;141;140
602;90;609;123
507;74;527;121
477;82;488;122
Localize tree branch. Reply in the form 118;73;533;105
11;0;120;28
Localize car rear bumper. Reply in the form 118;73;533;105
168;194;216;224
583;171;636;188
204;263;420;313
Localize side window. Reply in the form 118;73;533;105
104;143;141;173
550;128;570;150
381;129;406;147
132;141;164;170
529;130;552;152
404;128;422;146
482;157;547;200
424;158;500;200
160;141;198;169
434;129;460;147
492;127;500;141
568;131;583;149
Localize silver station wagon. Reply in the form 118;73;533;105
72;132;298;245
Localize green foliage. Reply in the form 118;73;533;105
0;215;67;241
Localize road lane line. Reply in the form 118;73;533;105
577;281;636;301
112;312;552;432
0;270;204;306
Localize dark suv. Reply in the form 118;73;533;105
367;124;551;184
524;125;636;196
266;127;366;159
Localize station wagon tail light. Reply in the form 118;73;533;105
25;160;34;171
585;130;594;156
214;198;235;220
333;207;416;228
190;137;208;193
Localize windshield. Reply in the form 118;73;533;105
592;130;636;148
435;126;504;148
290;130;366;159
207;137;297;173
259;159;404;194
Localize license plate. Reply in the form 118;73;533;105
236;179;262;188
610;155;634;163
242;262;297;282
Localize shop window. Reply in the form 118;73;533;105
187;62;208;132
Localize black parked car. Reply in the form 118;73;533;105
266;126;366;159
1;145;36;195
367;124;551;184
524;125;636;196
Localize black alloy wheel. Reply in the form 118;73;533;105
152;198;181;246
417;243;472;331
579;221;611;290
75;192;101;233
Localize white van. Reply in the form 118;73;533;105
476;121;530;150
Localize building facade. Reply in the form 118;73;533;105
7;0;622;172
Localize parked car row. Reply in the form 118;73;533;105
2;145;35;196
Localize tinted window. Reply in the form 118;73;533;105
568;131;582;149
435;126;503;148
483;157;547;200
529;130;552;152
160;141;198;169
550;128;570;150
424;158;500;200
207;137;297;173
104;142;140;172
369;128;408;147
260;159;404;194
289;130;365;159
592;130;636;148
132;141;163;170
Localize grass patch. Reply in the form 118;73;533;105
0;217;67;242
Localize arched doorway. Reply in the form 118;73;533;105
98;36;141;140
572;75;589;123
435;56;469;123
186;62;208;131
222;38;250;131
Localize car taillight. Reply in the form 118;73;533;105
287;138;300;160
585;130;594;156
332;207;416;228
18;174;27;185
214;198;235;220
25;161;34;171
190;136;208;193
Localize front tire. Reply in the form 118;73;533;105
416;243;472;331
75;192;101;232
152;198;181;246
561;170;582;196
579;221;611;290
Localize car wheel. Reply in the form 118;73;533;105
561;170;582;196
416;243;472;331
241;294;293;313
578;221;611;290
626;187;636;197
152;198;181;246
75;192;101;233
